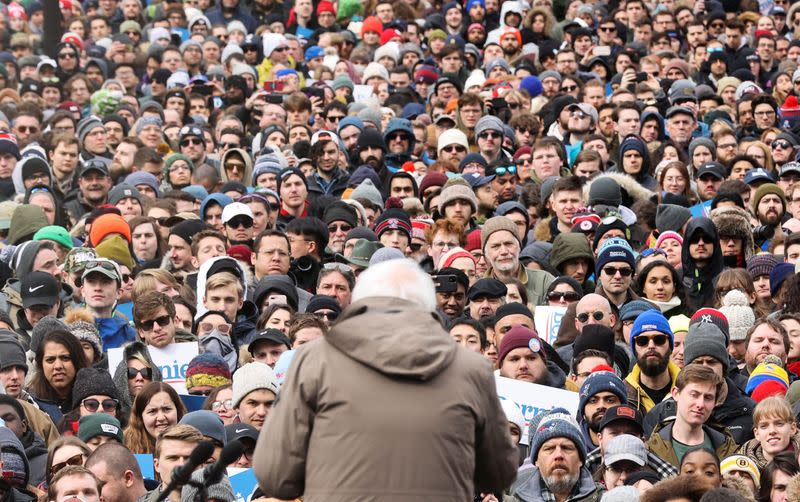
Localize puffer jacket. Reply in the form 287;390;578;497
96;314;137;350
253;297;518;501
624;361;681;413
642;379;755;445
505;465;604;502
646;419;738;468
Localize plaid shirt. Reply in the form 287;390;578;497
584;446;678;479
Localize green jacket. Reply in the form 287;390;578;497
485;266;555;307
646;419;738;468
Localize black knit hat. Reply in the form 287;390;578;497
323;201;358;227
372;199;412;240
573;325;615;361
357;128;387;152
276;167;307;192
169;219;207;246
71;367;120;410
305;295;341;314
0;333;26;371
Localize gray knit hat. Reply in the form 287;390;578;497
350;178;383;207
0;333;25;370
656;203;692;233
688;137;717;160
232;362;279;408
76;115;104;144
481;216;520;251
529;407;586;462
438;184;478;214
68;319;103;358
181;467;235;502
30;315;68;354
588;177;622;207
684;323;729;372
474;115;504;137
539;70;562;83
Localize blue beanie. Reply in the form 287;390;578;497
595;242;636;276
529;408;586;462
619;300;657;322
619;135;648;158
338;116;364;135
466;0;485;10
578;370;627;418
630;310;673;353
770;262;795;297
519;76;544;98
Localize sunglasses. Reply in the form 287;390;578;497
227;217;253;229
478;131;502;139
773;140;793;150
387;133;409;142
138;314;171;331
507;103;520;110
562;85;578;92
443;145;467;153
326;115;345;122
494;165;518;176
577;311;606;323
634;334;669;347
515;158;532;166
82;398;119;413
548;291;581;302
602;266;633;277
199;322;231;334
127;367;153;379
689;234;710;244
181;138;203;147
57;53;75;59
211;399;233;411
16;125;38;134
51;453;84;475
328;223;353;233
599;26;616;32
315;310;339;321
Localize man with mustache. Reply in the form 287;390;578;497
577;368;627;451
752;183;787;250
681;218;723;311
744;318;790;375
624;310;680;413
64;159;113;223
354;129;389;187
506;408;601;502
496;325;566;388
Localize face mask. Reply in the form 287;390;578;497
199;329;237;373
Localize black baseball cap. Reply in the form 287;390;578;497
20;271;59;308
79;158;110;177
599;404;644;433
225;423;259;444
248;329;291;354
696;162;726;180
467;278;507;301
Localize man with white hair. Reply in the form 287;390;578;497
255;259;517;499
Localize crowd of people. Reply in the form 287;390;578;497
3;0;800;500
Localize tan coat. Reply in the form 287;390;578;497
254;297;518;501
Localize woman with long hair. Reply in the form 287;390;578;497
124;382;187;454
635;261;687;318
713;268;772;319
27;330;90;423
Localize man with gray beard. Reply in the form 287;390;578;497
506;408;603;502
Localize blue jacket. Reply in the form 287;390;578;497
96;315;137;350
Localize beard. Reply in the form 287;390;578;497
543;471;579;495
638;351;669;377
502;44;519;56
587;411;605;432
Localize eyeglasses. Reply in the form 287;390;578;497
82;398;119;413
562;85;578;92
599;26;616;32
478;131;502;139
717;142;737;150
443;145;467;153
602;266;633;277
548;291;581;302
754;110;776;117
577;311;606;323
328;223;352;233
494;165;517;176
211;399;233;411
138;315;172;331
634;334;669;347
773;140;793;150
181;138;203;147
432;240;459;249
50;453;84;475
227;217;253;229
57;53;75;59
16;125;38;134
127;367;153;379
221;142;240;149
199;322;231;334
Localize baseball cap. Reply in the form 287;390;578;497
248;329;291;354
221;202;254;224
63;247;97;275
665;105;694;119
598;404;644;433
604;434;647;466
668;79;698;104
20;271;59;308
744;167;776;185
696;162;726;180
310;129;341;146
179;410;226;445
567;102;598;124
79;159;109;177
463;172;495;189
81;258;122;283
225;423;259;444
782;162;800;177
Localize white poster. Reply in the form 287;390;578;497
495;376;579;445
534;306;567;346
108;342;200;394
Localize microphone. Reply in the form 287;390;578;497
155;441;215;502
203;440;245;484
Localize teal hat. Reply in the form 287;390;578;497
77;414;123;443
33;225;73;250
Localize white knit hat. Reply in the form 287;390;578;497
500;399;525;434
362;62;389;83
719;290;756;342
373;42;399;63
232;362;279;408
437;129;469;154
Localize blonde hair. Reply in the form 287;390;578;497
753;396;794;427
205;272;243;299
154;424;203;460
132;269;180;302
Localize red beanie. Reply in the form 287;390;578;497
381;28;400;45
89;213;132;247
498;326;546;364
513;146;532;162
500;26;522;47
751;379;788;403
361;16;383;37
465;228;482;252
317;1;335;15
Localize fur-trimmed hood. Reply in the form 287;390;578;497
710;205;756;263
583;172;655;209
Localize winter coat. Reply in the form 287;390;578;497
18;399;58;446
484;266;555;306
681;218;724;311
737;431;800;470
63;190;99;224
709;206;756;268
253;297;519;501
306;169;350;201
505;466;603;502
95;314;137;351
582;172;656;212
233;300;258;348
21;428;47;487
642;379;755;445
624;361;681;413
646;420;739;468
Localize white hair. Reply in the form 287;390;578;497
351;259;437;311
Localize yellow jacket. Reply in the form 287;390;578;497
624;361;681;413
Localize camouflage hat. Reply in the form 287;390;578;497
63;247;97;275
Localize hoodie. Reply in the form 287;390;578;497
111;341;164;410
220;148;253;185
95;315;137;351
681;217;724;311
20;428;46;487
506;465;602;502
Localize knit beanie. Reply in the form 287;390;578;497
630;310;673;353
332;74;354;92
497;325;545;364
94;234;135;270
595;242;635;276
67;313;103;358
7;204;47;245
474;115;504;137
529;408;586;462
689;308;730;344
601;486;640;502
164;153;194;178
373;199;412;241
746;360;789;395
125;172;161;197
688;137;717;161
655;231;683;250
655;204;691;233
0;133;20;161
180;466;235;502
350;179;384;207
76;115;104;143
437;128;469;153
519;76;544;98
419;172;448;195
232;362;279;408
438;184;478;214
71;367;120;410
683;323;729;372
185;352;232;393
747;253;779;279
592;218;629;250
780;96;800;130
720;455;760;487
347;165;381;188
0;334;25;370
578;369;627;417
752;183;786;214
718;290;756;342
169;219;207;247
30;316;68;354
770;262;795;297
305;294;341;314
619;135;648;159
437;247;476;270
323;201;358;227
465;229;482;252
78;413;123;443
751;380;788;402
619;300;657;322
573;325;615;361
481;216;520;251
0;428;27;487
89;213;132;246
361;15;382;36
34;226;73;250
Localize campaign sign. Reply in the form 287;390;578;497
227;468;258;502
534;306;566;346
108;342;199;394
495;376;579;445
134;454;155;480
